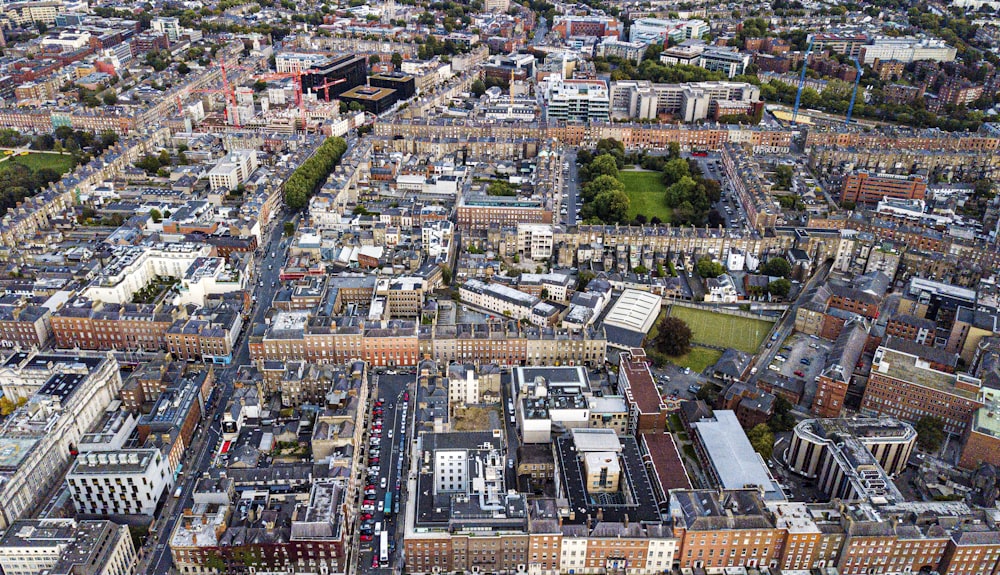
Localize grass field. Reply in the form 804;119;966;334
669;305;774;353
669;347;723;373
7;152;75;174
620;170;672;222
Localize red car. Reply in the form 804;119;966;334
365;484;375;491
363;499;375;506
372;557;380;568
369;458;379;465
794;370;805;377
361;534;373;542
361;513;373;521
403;391;409;402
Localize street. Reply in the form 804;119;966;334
563;148;578;226
142;209;294;575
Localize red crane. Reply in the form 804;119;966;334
309;77;346;102
255;70;307;127
189;88;241;127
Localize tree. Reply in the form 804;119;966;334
768;396;796;433
768;278;792;298
696;257;726;279
662;157;690;185
391;52;404;69
592;188;630;224
177;62;191;75
441;264;452;286
761;257;792;278
369;54;382;66
102;91;118;105
632;265;648;275
582;174;625;203
915;416;946;452
0;396;16;416
653;316;693;356
595;138;625;167
773;164;793;189
284;221;295;236
696;383;718;403
667;141;681;159
747;423;775;460
149;208;162;223
471;79;486;97
588;154;620;180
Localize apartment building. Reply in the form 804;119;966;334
618;348;668;433
66;449;172;516
456;195;552;229
0;302;51;349
840;171;927;205
628;18;708;45
860;36;958;64
207;151;259;191
83;243;213;305
861;345;983;436
610;80;760;121
516;223;554;261
460;278;541;321
543;78;610;123
0;519;135;575
51;299;179;352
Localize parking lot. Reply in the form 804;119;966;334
767;333;830;407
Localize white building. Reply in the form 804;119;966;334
459;279;541;321
704;273;739;303
516;223;554;261
207;150;259;191
448;367;480;406
610;80;760;121
151;17;181;41
275;52;329;73
176;256;247;307
0;519;136;575
421;220;454;260
84;243;213;305
542;78;610;123
860;37;957;64
66;448;172;516
0;353;123;529
697;47;751;78
629;18;708;45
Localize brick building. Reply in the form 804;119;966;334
841;171;927;205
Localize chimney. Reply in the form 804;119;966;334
192;534;197;545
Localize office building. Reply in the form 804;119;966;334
0;519;136;575
861;345;983;436
860;37;958;64
207;151;259;191
841;171;927;205
696;47;751;78
690;410;784;500
628;18;708;45
786;418;915;504
300;54;368;97
542;78;610;122
66;448;172;516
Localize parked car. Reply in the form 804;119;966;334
361;534;373;542
688;384;700;394
794;370;805;377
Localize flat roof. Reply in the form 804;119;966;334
341;85;396;100
692;411;783;500
602;289;662;334
641;432;692;493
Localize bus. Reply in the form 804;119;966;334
691;149;708;157
383;492;393;518
379;531;389;566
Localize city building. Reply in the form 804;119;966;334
786;418;915;504
0;519;136;575
690;410;784;500
617;348;668;433
628;18;708;45
206;151;259;191
542;78;610;122
841;171;927;205
861;345;983;436
66;449;172;516
860;37;958;64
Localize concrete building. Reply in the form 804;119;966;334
207;151;259;191
0;353;123;528
628;18;708;45
697;47;751;78
861;345;983;436
516;223;554;261
610;80;760;121
83;242;213;305
0;519;136;575
618;349;667;433
459;278;541;321
512;366;592;443
66;448;172;516
786;418;915;504
542;78;610;123
860;37;958;64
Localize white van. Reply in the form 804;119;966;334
374;522;382;535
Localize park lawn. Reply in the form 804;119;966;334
620;170;672;222
669;346;723;373
7;152;75;175
668;305;774;353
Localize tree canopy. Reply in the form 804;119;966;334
653;315;693;356
284;137;348;210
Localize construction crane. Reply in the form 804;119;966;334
308;77;346;102
791;38;814;125
189;88;241;127
255;70;307;127
846;57;863;125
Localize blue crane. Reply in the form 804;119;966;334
791;38;814;125
846;57;863;125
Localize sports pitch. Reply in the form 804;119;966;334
668;305;774;353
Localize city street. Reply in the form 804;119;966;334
563;148;579;225
358;372;414;574
143;209;294;575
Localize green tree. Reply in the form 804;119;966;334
667;141;681;159
284;221;295;236
0;396;16;416
761;257;792;278
581;174;625;203
773;165;793;189
633;265;648;275
915;416;946;452
149;208;162;223
768;396;796;433
662;157;690;185
471;79;486;97
441;264;452;286
747;423;775;460
369;54;382;66
768;278;792;298
696;257;726;279
653;315;692;356
285;137;348;210
391;52;404;69
177;62;191;75
592;189;630;223
102;92;118;105
588;154;620;180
